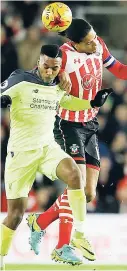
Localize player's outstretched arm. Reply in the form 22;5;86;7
60;88;113;111
98;37;127;80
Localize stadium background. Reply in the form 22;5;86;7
1;0;127;269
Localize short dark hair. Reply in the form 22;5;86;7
60;18;92;43
40;44;62;58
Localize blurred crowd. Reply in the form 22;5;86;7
1;1;127;214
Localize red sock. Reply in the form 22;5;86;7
56;189;73;249
37;194;62;229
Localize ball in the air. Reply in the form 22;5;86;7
42;2;72;32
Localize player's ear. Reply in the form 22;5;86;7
37;59;40;66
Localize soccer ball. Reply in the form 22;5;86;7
42;2;72;32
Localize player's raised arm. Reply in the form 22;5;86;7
98;36;127;80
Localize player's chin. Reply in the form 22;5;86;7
89;47;97;54
45;77;53;82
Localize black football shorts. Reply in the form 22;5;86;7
53;115;100;170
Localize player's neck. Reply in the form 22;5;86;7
71;42;90;55
36;69;53;85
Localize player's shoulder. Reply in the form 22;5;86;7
1;69;25;91
60;42;75;52
10;69;24;77
1;69;38;91
9;69;36;82
97;36;108;50
1;69;41;91
96;36;107;55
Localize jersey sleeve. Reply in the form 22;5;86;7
97;36;116;68
60;94;91;111
0;70;24;98
98;36;127;80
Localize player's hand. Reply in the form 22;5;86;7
58;70;72;94
1;95;12;108
90;88;113;108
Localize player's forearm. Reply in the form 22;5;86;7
60;95;92;111
60;88;113;111
108;61;127;80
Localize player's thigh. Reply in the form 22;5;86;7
39;141;83;189
39;141;71;181
5;150;40;199
54;116;85;163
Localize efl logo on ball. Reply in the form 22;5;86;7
42;2;72;32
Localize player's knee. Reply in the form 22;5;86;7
8;209;24;229
85;189;96;203
67;168;82;189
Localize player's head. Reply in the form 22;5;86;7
60;18;97;54
38;44;62;83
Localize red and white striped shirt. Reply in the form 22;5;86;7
58;36;127;123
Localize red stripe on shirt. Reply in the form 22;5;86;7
61;51;67;69
69;71;79;97
61;109;67;119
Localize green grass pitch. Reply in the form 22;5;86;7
5;264;127;270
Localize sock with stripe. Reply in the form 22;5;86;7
36;195;61;229
56;189;73;249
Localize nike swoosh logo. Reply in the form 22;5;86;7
80;245;94;255
31;222;35;232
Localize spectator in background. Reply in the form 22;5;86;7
1;25;19;82
111;132;127;164
111;79;127;113
4;14;26;43
10;1;40;28
96;156;119;213
102;104;127;145
17;25;43;70
110;132;127;186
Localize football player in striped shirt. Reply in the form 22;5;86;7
27;19;127;264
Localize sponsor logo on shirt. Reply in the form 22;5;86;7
33;89;39;93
